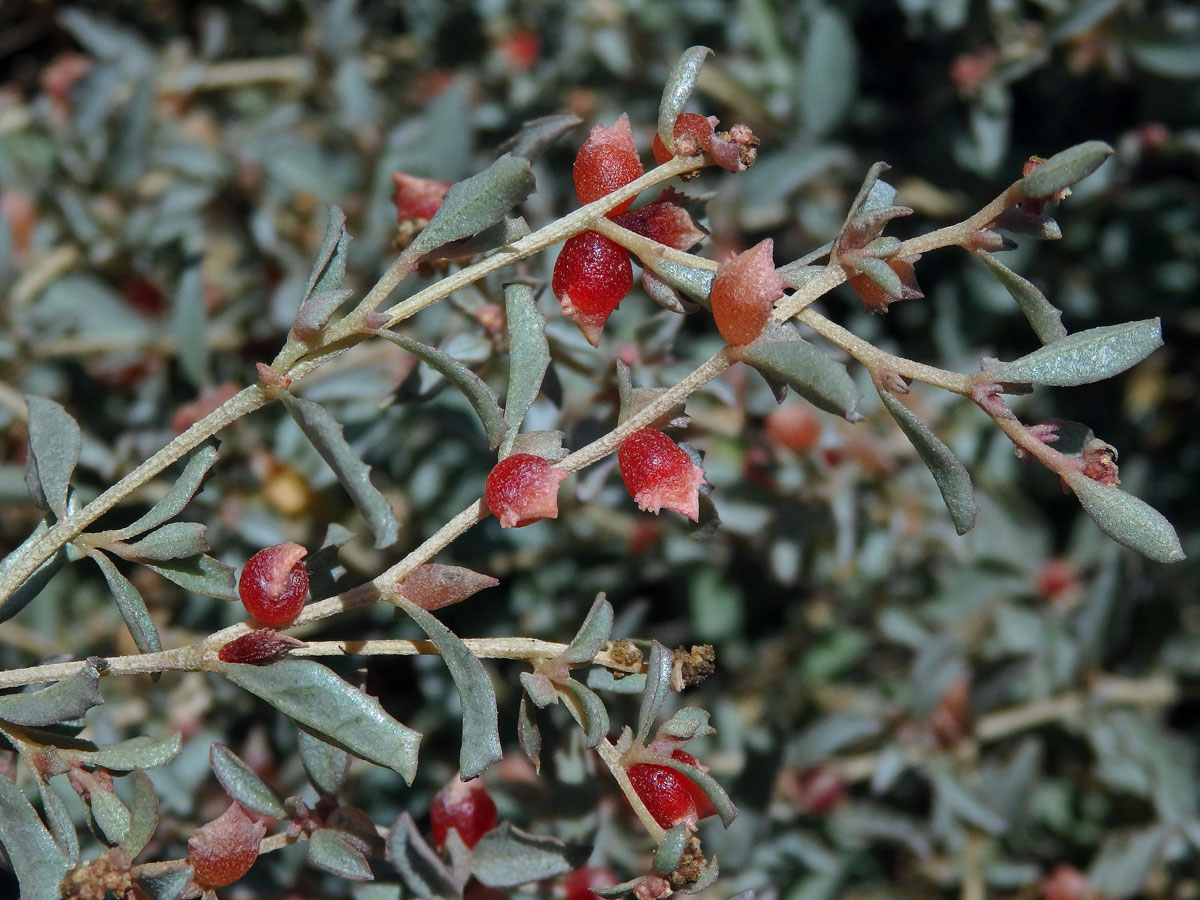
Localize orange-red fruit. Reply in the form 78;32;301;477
392;172;451;222
552;230;633;346
847;258;923;314
1041;864;1092;900
617;429;706;522
626;749;717;829
613;189;706;252
651;112;718;164
188;803;266;889
485;454;568;528
238;543;309;626
430;777;498;851
710;239;785;346
565;867;622;900
573;113;644;216
764;403;822;453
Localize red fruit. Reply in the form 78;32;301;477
618;429;706;522
573;113;645;216
613;189;706;252
764;403;821;453
391;172;452;222
552;230;633;346
846;258;923;314
1035;557;1081;602
711;239;785;346
218;629;303;665
1041;864;1091;900
565;866;621;900
238;543;309;626
626;749;716;829
188;803;266;889
430;777;498;851
651;112;718;164
485;454;568;528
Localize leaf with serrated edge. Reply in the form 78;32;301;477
469;823;579;888
658;46;712;151
1020;141;1113;199
381;332;509;450
636;642;672;745
408;155;535;260
561;678;609;748
388;813;458;900
308;828;373;880
215;658;421;783
661;757;738;827
878;389;978;535
123;522;210;561
976;251;1066;345
560;593;613;664
653;823;689;875
502;283;550;451
0;772;71;900
210;743;287;818
393;597;501;779
68;733;181;771
298;730;351;796
146;554;237;600
985;319;1162;387
1065;472;1184;563
24;395;81;520
123;771;158;859
0;658;102;726
112;445;219;540
280;393;400;548
91;551;162;655
734;323;863;421
517;697;541;772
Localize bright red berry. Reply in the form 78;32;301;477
651;112;718;164
485;454;568;528
188;803;266;889
565;866;621;900
618;429;706;522
573;113;644;216
552;230;633;346
626;749;716;829
613;189;706;252
391;172;451;222
710;239;785;346
430;777;498;851
238;543;309;626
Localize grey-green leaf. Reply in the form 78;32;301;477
878;389;978;535
123;522;210;562
90;551;163;655
38;780;78;861
407;154;535;260
636;641;673;745
123;771;158;859
662;757;738;827
1019;140;1113;200
394;597;501;780
0;659;102;726
299;730;351;796
308;828;374;880
658;46;712;151
560;593;613;664
0;772;71;900
70;733;181;771
0;525;66;625
135;864;193;900
381;332;509;450
210;743;287;818
985;319;1162;387
976;251;1067;344
280;393;400;548
305;205;351;300
146;554;237;600
89;786;131;845
653;823;689;875
215;658;421;783
294;288;357;340
112;445;219;540
24;395;81;520
734;324;864;421
503;283;550;449
388;813;458;900
172;262;208;389
561;678;609;749
517;697;541;772
853;256;902;299
801;9;858;139
502;114;583;161
470;823;579;888
1065;473;1184;563
659;707;715;740
643;256;714;306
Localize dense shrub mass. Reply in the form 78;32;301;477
0;3;1198;898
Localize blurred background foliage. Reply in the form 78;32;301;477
1;0;1199;897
